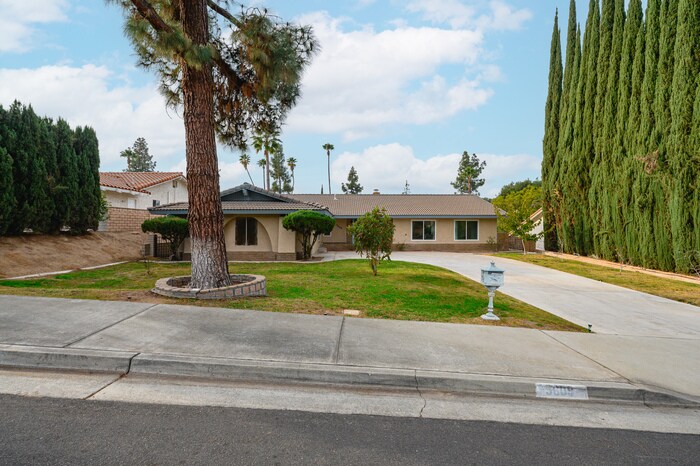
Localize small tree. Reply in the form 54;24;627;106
341;166;363;194
493;185;542;255
348;207;395;276
451;151;486;194
142;216;189;261
282;210;335;260
121;137;156;172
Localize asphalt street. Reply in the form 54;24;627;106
1;394;698;465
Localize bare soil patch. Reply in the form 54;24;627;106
0;232;148;278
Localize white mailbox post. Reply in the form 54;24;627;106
480;261;505;321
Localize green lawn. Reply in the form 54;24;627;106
0;259;582;331
496;253;700;307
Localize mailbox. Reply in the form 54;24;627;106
481;261;505;289
480;261;505;321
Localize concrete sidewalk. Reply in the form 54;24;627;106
1;295;698;404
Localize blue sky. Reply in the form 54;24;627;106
0;0;585;197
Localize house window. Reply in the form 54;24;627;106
235;217;258;246
455;220;479;241
152;200;161;207
411;220;436;241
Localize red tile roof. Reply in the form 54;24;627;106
100;172;185;194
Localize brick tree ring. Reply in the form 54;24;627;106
152;274;267;299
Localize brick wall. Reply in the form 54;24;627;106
104;207;154;232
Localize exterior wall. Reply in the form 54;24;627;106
393;218;497;251
103;190;144;209
532;219;544;251
323;219;351;244
182;214;296;261
102;177;188;210
136;178;188;209
103;207;153;232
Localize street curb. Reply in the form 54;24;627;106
1;348;697;407
0;345;137;374
129;353;700;408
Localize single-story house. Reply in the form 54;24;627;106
100;172;188;209
149;183;499;260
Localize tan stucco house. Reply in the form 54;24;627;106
150;183;499;260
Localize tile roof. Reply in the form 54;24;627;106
148;184;497;218
151;201;327;214
292;194;498;217
100;172;185;194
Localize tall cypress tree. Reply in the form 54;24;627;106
668;0;700;271
591;0;625;260
632;0;661;268
72;126;102;233
541;9;563;251
649;0;680;271
589;0;615;256
570;0;600;256
51;118;79;232
553;0;579;252
616;0;644;265
0;146;14;236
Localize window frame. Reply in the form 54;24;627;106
454;219;479;241
235;217;258;246
411;219;437;241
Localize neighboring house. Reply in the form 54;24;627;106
99;172;187;232
529;207;544;251
100;172;188;209
150;183;499;260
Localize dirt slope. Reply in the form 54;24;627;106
0;232;149;278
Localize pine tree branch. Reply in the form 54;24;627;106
130;0;174;34
207;0;240;26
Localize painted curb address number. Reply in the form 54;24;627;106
535;383;589;400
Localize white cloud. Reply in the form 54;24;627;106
285;12;492;141
406;0;532;31
406;0;476;29
331;143;540;197
0;65;186;169
0;0;69;52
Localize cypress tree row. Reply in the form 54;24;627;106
0;102;103;236
542;0;699;273
541;10;563;252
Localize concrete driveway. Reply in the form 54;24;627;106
324;251;700;339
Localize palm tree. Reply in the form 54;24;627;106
252;129;282;190
322;143;334;194
257;158;267;188
287;157;297;192
239;153;254;185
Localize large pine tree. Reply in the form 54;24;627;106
109;0;317;289
541;10;562;251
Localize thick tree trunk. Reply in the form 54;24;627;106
180;0;230;289
265;150;270;190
